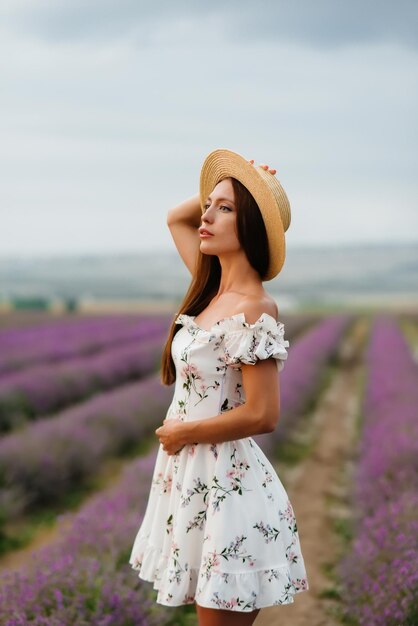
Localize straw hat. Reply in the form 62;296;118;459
199;148;291;281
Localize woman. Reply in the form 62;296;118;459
129;149;309;625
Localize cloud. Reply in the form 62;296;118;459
0;0;417;49
0;1;417;256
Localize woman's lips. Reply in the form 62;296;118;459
199;230;214;237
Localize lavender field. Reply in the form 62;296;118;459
0;310;416;625
338;316;418;626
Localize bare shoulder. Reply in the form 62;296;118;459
237;293;279;325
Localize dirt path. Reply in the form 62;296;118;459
255;317;367;626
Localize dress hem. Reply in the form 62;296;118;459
129;538;309;611
132;570;309;611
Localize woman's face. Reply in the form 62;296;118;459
200;178;240;256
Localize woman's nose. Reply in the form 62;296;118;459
201;210;214;223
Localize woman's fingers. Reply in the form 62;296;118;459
250;159;276;175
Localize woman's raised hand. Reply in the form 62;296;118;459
248;159;276;175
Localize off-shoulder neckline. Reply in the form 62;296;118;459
178;312;282;334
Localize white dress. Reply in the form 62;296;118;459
129;312;309;611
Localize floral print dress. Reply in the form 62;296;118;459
129;312;309;611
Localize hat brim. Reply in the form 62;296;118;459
199;148;285;281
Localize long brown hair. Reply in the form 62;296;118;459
160;176;269;386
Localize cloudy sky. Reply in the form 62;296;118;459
1;0;417;257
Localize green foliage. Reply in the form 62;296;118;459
319;585;342;600
276;436;311;465
333;516;354;544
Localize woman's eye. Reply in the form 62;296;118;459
203;204;231;212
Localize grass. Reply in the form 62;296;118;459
332;517;354;544
275;430;313;465
166;604;198;626
400;316;418;355
319;585;343;600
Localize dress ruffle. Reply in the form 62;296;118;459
175;312;289;371
130;534;305;610
221;314;289;371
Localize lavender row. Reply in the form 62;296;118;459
0;313;171;376
255;314;353;457
338;316;418;626
0;447;179;625
0;313;145;347
0;374;173;527
0;313;315;432
0;333;166;431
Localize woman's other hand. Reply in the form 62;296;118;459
155;417;186;455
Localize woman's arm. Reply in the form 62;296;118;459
183;401;273;443
156;358;280;454
167;193;202;275
186;357;280;442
